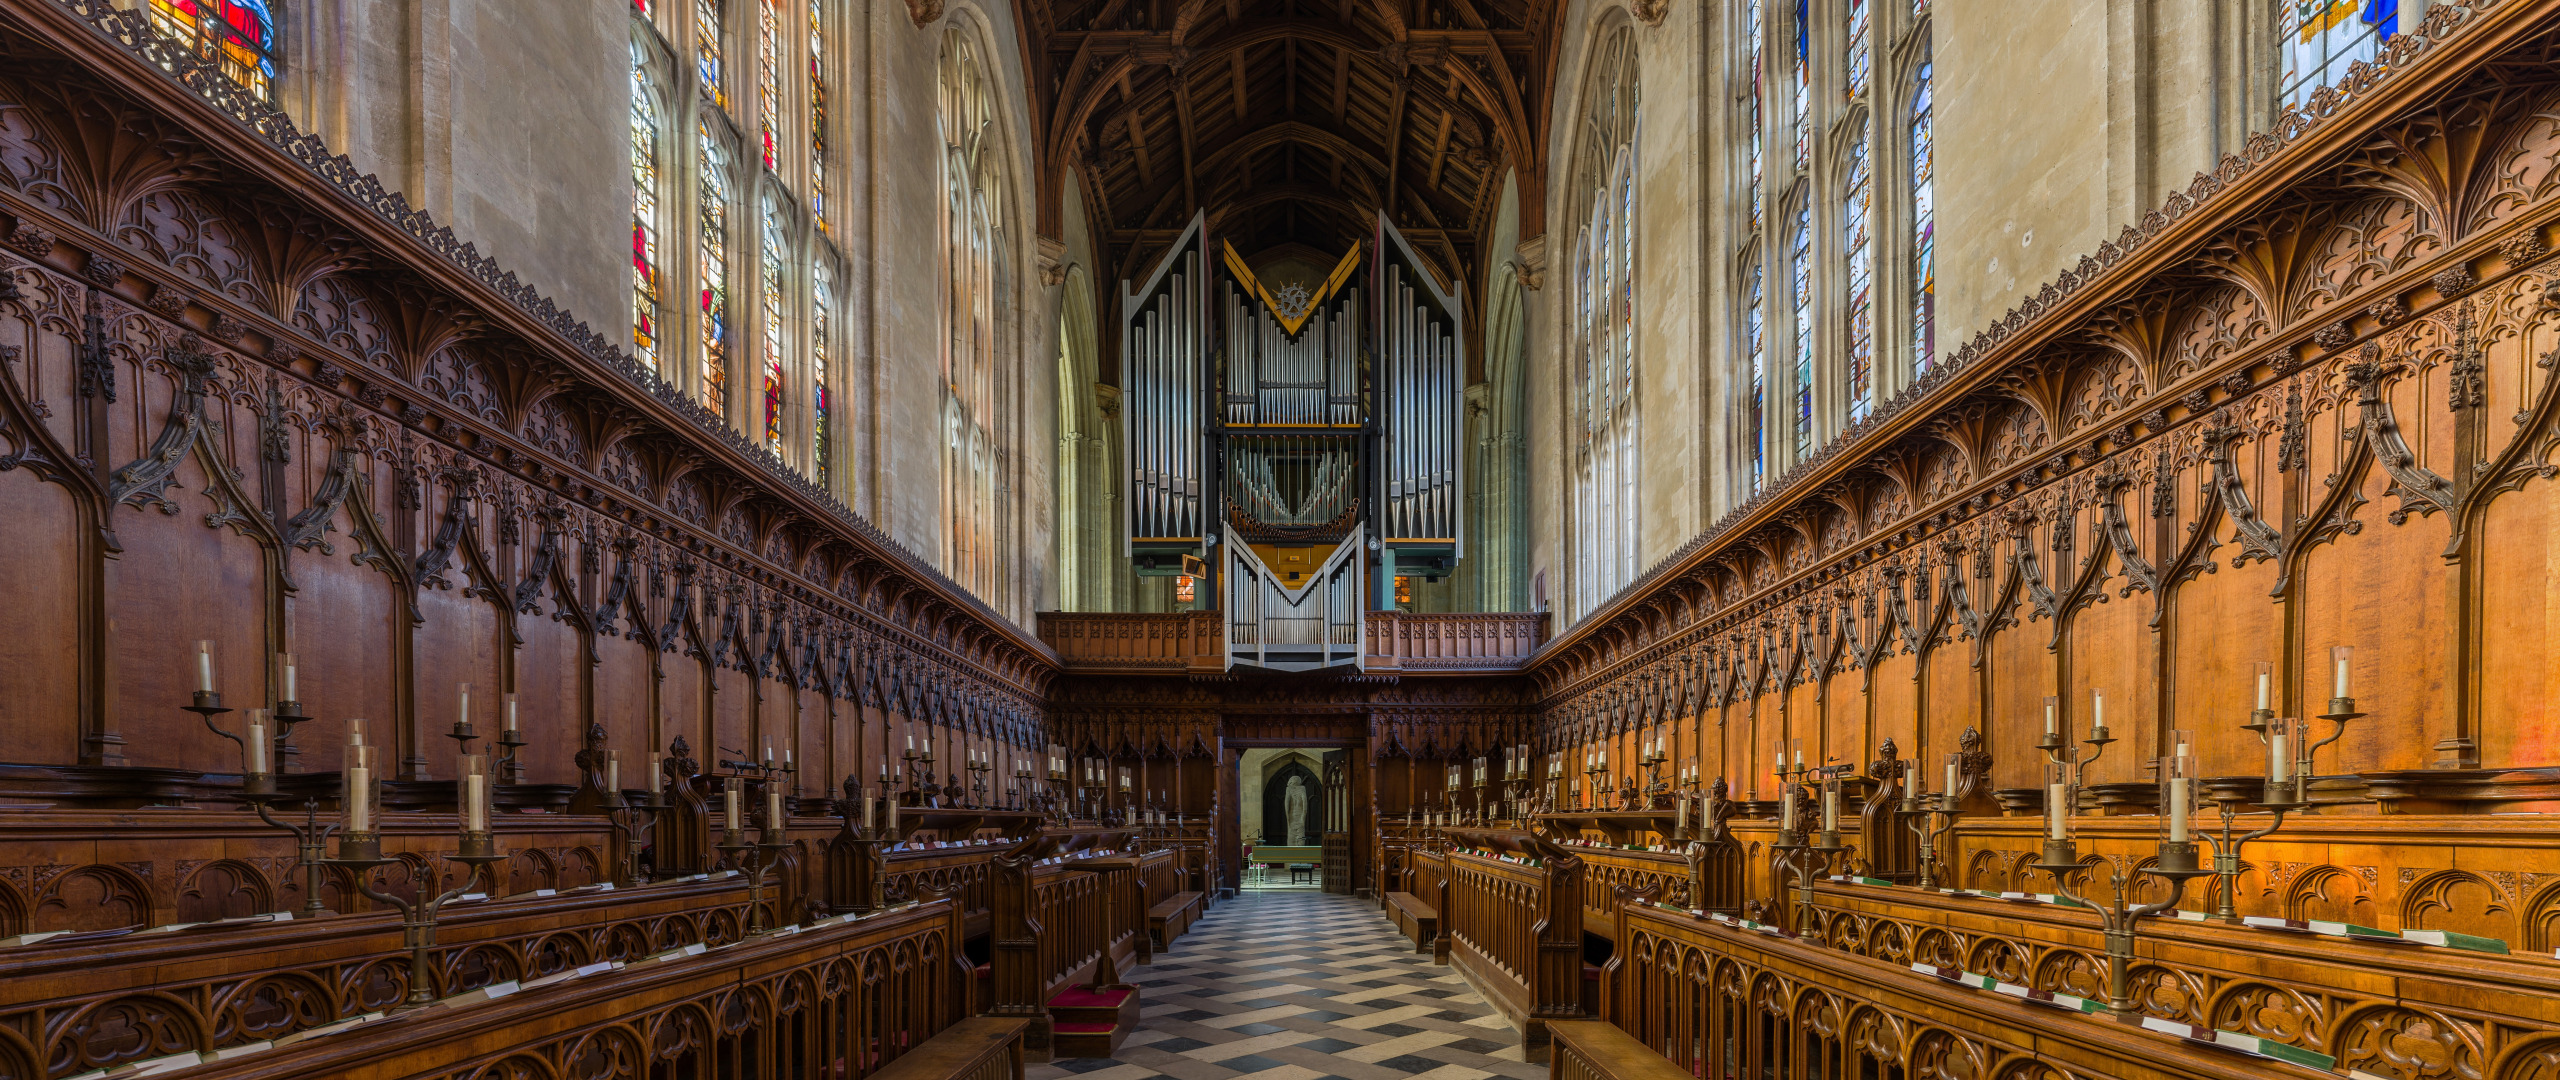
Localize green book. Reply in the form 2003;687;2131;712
2399;928;2510;954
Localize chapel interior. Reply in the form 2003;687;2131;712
0;0;2554;1077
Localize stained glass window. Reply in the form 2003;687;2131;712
148;0;278;99
1791;0;1809;172
940;29;1005;599
631;48;662;370
760;194;786;451
756;0;780;171
1845;0;1870;101
1745;0;1766;493
2282;0;2395;109
1570;26;1638;620
813;261;833;485
696;0;727;110
1746;260;1766;493
697;122;732;415
1790;205;1812;458
1843;127;1873;424
1911;61;1936;376
808;0;829;230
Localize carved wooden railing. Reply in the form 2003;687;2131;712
145;899;973;1080
1436;833;1587;1058
985;834;1143;1057
1038;611;1544;674
1797;875;2560;1077
1608;897;2506;1080
0;875;759;1077
1036;612;1225;673
1364;612;1547;672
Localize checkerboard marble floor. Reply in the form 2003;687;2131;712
1030;891;1541;1080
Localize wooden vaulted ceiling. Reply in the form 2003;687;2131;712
1020;0;1558;302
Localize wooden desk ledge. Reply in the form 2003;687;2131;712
1386;891;1436;919
1546;1021;1690;1080
873;1017;1032;1080
1148;890;1203;918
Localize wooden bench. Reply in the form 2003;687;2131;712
1148;889;1205;950
874;1016;1032;1080
1387;890;1438;953
1547;1020;1692;1080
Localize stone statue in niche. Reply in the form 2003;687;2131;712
1285;776;1309;846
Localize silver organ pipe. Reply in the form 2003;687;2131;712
1372;225;1464;547
1121;217;1208;547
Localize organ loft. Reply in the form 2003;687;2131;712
5;0;2560;1078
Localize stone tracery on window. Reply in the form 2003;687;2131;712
1571;24;1639;620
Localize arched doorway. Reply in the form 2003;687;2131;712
1234;747;1340;889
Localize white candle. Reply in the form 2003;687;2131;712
649;752;664;794
2091;689;2105;732
762;744;774;767
281;659;296;702
1677;797;1688;831
2046;784;2066;839
244;712;269;776
2255;669;2271;711
888;796;900;834
1822;788;1839;833
725;785;742;833
195;641;215;694
503;696;517;733
863;788;875;830
782;746;793;769
2333;652;2351;698
347;766;371;832
2270;727;2292;782
606;755;620;793
465;773;487;832
767;788;783;830
2044;699;2057;737
1944;760;1959;799
2168;777;2190;842
458;684;470;731
1782;787;1798;828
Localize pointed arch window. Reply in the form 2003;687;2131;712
1571;25;1638;620
631;47;663;370
1743;0;1767;493
938;28;1007;601
759;193;787;451
1911;59;1935;375
148;0;278;99
696;122;733;414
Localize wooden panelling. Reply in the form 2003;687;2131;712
0;0;1054;815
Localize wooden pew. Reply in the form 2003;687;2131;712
1435;830;1589;1060
0;873;768;1077
984;832;1145;1061
1545;1020;1695;1080
110;898;979;1079
1612;897;2352;1080
1385;889;1439;954
1102;846;1204;953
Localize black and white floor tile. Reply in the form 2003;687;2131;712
1031;891;1539;1080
